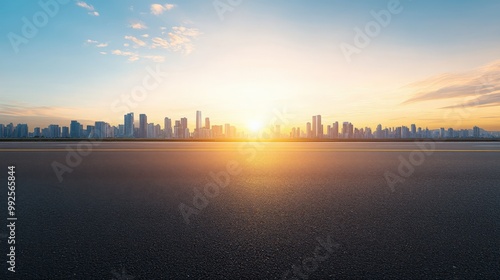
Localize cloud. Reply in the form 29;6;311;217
0;103;74;118
141;34;149;38
403;60;500;108
99;52;107;55
151;26;201;54
150;3;175;15
86;40;108;48
124;35;147;48
130;21;148;30
151;37;169;49
111;49;139;62
111;49;164;63
76;1;100;16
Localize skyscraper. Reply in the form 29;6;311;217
94;121;109;139
316;115;322;138
312;116;317;138
181;117;188;138
473;126;480;138
174;120;181;138
139;114;147;138
196;110;202;138
124;113;134;138
205;117;210;129
332;122;339;138
70;120;81;138
48;124;61;138
61;126;69;138
164;117;172;139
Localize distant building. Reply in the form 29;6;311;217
139;114;147;138
61;126;70;138
124;113;134;138
196;111;202;138
70;120;81;138
473;126;480;138
48;124;61;138
164;117;172;139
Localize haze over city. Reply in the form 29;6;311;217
1;0;500;130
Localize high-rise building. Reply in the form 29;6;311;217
312;116;317;138
473;126;480;138
147;123;155;138
14;124;28;138
61;126;70;138
94;121;109;139
306;122;312;138
440;128;446;138
118;125;125;137
196;111;202;138
174;120;181;138
124;113;134;138
375;124;382;138
48;124;61;138
139;114;147;138
70;120;81;138
332;122;339;138
205;117;210;129
316;115;322;138
164;117;172;139
181;117;188;138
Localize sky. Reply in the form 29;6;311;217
1;0;500;131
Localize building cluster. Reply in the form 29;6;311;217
0;112;498;139
287;115;494;139
0;111;240;139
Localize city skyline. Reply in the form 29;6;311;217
1;1;500;130
1;110;498;139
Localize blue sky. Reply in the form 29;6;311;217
1;0;500;130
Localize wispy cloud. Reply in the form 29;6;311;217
150;3;175;15
111;49;139;62
76;1;99;16
0;103;74;118
124;35;146;48
130;21;148;30
151;26;201;54
403;60;500;108
111;49;165;63
85;39;108;48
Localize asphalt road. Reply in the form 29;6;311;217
0;142;499;279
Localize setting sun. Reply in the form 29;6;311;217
247;120;263;132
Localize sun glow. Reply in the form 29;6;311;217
247;120;263;132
